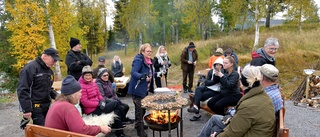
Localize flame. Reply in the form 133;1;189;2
147;110;179;124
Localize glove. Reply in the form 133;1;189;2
20;117;30;130
140;73;148;80
99;100;106;110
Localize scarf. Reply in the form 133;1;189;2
145;57;152;65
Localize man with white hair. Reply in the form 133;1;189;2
251;37;279;66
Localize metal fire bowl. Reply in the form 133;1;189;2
144;114;181;131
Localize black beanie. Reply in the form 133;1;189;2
240;74;249;87
70;38;80;48
61;75;81;95
188;42;195;48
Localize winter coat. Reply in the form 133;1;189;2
206;70;241;96
79;77;104;114
17;57;57;113
208;53;224;69
112;61;123;77
251;48;276;66
217;86;275;137
128;54;154;98
65;50;93;80
153;55;171;75
180;47;198;71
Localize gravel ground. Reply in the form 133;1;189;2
1;93;319;137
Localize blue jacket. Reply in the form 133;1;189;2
128;54;154;98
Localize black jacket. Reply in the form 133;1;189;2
65;50;92;80
17;57;57;113
207;69;241;95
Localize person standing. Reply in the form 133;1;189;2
180;42;198;93
17;48;62;128
128;43;154;137
112;55;124;77
251;37;279;66
65;37;93;80
153;45;171;88
45;75;111;136
92;56;107;78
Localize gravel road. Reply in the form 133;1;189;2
1;94;319;137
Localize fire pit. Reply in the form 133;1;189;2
141;94;188;137
144;112;181;131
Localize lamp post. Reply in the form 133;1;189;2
303;69;315;99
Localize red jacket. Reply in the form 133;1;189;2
45;100;101;136
79;77;104;114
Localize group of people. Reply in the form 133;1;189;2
17;38;129;137
186;37;283;137
17;36;283;137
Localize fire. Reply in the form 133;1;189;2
147;110;179;124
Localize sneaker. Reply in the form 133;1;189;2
183;89;188;93
187;107;199;113
190;115;202;121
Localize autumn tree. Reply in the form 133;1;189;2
285;0;319;31
114;0;129;54
6;0;47;71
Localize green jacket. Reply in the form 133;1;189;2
218;86;275;137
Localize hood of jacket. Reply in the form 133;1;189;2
252;48;275;63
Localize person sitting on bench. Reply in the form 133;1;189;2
45;75;111;136
187;57;224;121
198;65;281;137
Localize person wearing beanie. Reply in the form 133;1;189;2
208;48;225;69
180;41;198;93
65;37;93;80
78;66;129;137
96;68;133;124
45;75;111;136
198;66;275;137
92;56;108;78
17;48;61;128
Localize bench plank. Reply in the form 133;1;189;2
278;108;289;137
25;124;94;137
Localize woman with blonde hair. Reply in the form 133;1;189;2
112;55;124;77
153;45;171;88
128;43;154;137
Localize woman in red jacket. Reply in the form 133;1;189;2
79;66;129;137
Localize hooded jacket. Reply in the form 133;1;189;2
251;48;276;66
79;76;104;114
128;54;154;98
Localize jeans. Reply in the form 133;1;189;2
132;96;146;133
197;115;225;137
207;94;242;115
194;86;219;114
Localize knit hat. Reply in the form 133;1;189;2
216;48;223;54
188;42;195;48
61;75;81;95
98;68;108;78
260;64;279;81
82;65;93;75
43;48;62;61
70;38;80;48
98;56;105;62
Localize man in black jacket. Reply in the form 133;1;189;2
65;38;93;80
17;48;61;128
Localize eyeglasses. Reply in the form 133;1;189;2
145;50;152;53
102;74;109;77
268;47;278;51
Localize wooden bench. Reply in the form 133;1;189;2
25;124;94;137
277;108;289;137
189;93;215;114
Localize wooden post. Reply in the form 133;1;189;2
305;75;310;99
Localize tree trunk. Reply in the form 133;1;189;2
163;23;166;46
253;0;260;50
175;24;179;44
44;0;62;81
139;31;142;46
266;7;271;28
